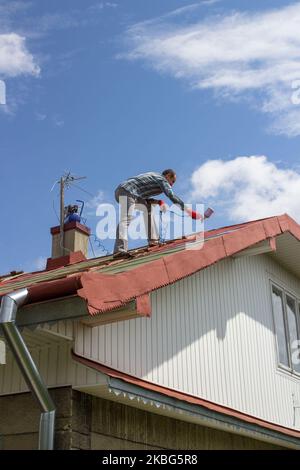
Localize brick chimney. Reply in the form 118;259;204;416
46;221;91;270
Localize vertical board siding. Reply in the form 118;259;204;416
74;254;300;429
0;324;101;395
1;254;300;430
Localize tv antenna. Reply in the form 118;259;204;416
52;172;87;256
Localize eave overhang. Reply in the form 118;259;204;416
72;352;300;450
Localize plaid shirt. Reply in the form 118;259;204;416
118;172;185;209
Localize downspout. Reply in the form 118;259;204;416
0;289;56;450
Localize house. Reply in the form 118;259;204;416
0;215;300;450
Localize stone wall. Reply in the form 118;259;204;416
0;388;285;450
0;387;82;450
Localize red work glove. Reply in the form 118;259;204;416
185;208;203;220
158;200;167;213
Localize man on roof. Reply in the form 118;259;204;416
113;169;202;258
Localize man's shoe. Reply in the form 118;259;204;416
148;240;160;248
113;250;134;259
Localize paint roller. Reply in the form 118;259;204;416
204;207;214;219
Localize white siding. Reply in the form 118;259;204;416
74;254;300;429
0;322;102;395
1;254;300;430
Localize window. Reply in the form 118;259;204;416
271;284;300;374
286;296;300;374
272;286;289;367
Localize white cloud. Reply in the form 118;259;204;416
52;115;64;127
165;3;208;18
86;190;105;215
191;156;300;222
90;2;118;9
0;33;40;77
124;2;300;136
201;0;220;4
35;112;46;121
0;1;32;32
33;256;47;271
0;78;5;104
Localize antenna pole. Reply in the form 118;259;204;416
56;172;87;257
60;176;65;256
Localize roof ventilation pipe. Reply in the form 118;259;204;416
0;289;56;450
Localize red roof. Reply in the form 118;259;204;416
2;214;300;442
1;214;300;317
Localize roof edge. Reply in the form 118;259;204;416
2;214;300;316
76;214;300;315
72;351;300;443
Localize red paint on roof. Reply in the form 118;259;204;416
72;351;300;441
76;215;296;315
1;214;300;317
136;294;151;317
26;275;82;304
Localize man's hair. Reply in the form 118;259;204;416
162;169;176;177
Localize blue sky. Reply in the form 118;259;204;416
1;0;300;273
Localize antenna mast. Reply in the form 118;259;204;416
58;172;87;256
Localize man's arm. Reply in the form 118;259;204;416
159;179;185;210
158;177;203;220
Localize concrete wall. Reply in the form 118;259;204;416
0;389;284;450
0;387;90;450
